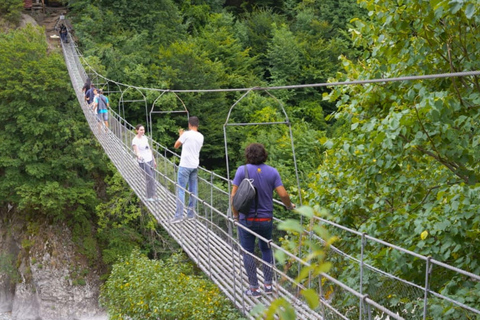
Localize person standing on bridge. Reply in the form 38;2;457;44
231;143;295;297
82;78;91;103
132;124;158;202
171;116;204;223
59;24;68;43
93;88;109;132
85;84;96;108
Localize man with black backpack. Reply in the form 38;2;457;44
231;143;295;298
92;88;109;132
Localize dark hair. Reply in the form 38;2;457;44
83;78;91;91
135;124;144;131
188;116;199;127
245;143;268;164
98;89;103;94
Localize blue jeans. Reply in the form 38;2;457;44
238;219;273;289
174;166;198;218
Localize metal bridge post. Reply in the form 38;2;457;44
423;257;432;320
359;232;366;320
205;205;213;278
210;174;214;224
269;239;279;298
363;294;372;320
319;275;326;318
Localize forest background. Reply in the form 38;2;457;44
1;0;479;318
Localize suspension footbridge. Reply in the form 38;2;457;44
60;31;480;320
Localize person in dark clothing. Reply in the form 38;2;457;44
82;78;91;103
82;78;91;93
85;85;96;107
59;24;68;43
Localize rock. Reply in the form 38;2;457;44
0;213;107;320
18;13;38;28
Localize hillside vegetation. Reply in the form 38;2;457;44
1;0;479;318
69;0;480;317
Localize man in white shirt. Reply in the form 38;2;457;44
172;116;204;223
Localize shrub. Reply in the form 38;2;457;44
100;250;245;320
0;0;23;24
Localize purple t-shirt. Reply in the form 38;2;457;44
232;164;283;219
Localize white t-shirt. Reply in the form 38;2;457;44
178;130;204;168
132;135;153;163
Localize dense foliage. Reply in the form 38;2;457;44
68;0;365;182
67;0;479;317
0;24;103;234
307;0;480;317
0;22;225;317
4;0;479;318
0;0;23;26
100;250;245;320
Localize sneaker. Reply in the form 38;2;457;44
245;288;261;297
146;198;155;202
186;215;195;220
264;285;273;295
170;217;184;224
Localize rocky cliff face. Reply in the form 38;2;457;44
0;209;106;320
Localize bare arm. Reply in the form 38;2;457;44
174;128;184;149
230;185;239;218
275;185;295;210
132;144;141;161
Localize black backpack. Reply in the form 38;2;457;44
232;165;258;217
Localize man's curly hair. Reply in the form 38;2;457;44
245;143;268;164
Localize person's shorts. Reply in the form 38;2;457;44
97;112;108;122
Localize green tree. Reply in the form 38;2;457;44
0;25;103;221
266;22;345;115
154;12;262;169
307;0;480;317
295;0;367;38
0;0;23;25
0;25;114;267
69;0;185;83
234;8;287;69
